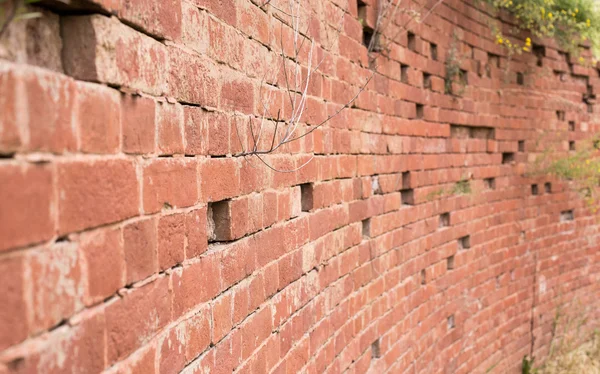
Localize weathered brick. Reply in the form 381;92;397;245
0;255;28;350
27;242;85;334
62;15;168;95
58;159;139;234
156;101;184;155
142;157;198;213
119;0;182;40
123;217;158;284
157;212;185;270
0;163;55;252
106;276;171;364
76;81;121;154
121;94;156;154
79;227;125;304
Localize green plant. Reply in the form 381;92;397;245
482;0;600;60
530;134;600;212
445;31;467;95
426;176;473;200
0;0;42;38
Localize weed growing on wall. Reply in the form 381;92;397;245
530;134;600;212
483;0;600;61
0;0;41;38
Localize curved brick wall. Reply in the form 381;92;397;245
1;0;600;372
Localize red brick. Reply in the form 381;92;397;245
28;242;85;334
168;48;220;106
156;102;184;155
220;77;255;115
212;291;233;343
121;95;156;154
0;163;54;252
183;106;208;155
199;158;240;202
79;227;125;304
76;82;121;154
119;0;182;40
0;255;28;350
106;276;171;363
2;309;106;373
157;213;186;270
172;254;221;318
194;0;237;26
123;217;158;284
63;15;169;95
142;158;198;213
57;159;139;234
22;67;77;153
185;207;209;259
0;66;20;153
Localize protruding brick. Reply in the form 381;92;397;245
58;159;139;234
62;15;168;96
0;163;54;252
142;158;198;213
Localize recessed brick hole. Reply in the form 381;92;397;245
569;141;576;151
533;44;545;66
518;140;525;152
460;69;468;85
544;182;551;193
556;110;565;121
416;104;424;119
401;64;409;83
401;189;414;205
207;200;231;242
362;218;371;237
420;269;426;285
371;339;381;358
516;72;524;85
423;73;431;89
447;315;455;329
300;183;314;212
407;31;416;51
447;255;455;270
430;43;438;60
560;210;574;221
488;53;500;68
362;28;374;48
531;184;538;195
402;171;411;189
568;121;576;131
594;140;600;150
439;212;450;228
458;236;470;250
588;104;594;113
484;177;495;190
502;153;515;164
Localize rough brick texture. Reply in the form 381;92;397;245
1;0;600;373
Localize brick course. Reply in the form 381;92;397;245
1;0;600;373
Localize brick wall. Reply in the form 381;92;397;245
1;0;600;372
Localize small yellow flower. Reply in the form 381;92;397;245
579;57;585;63
497;38;504;44
523;46;530;52
576;8;579;13
548;12;553;19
